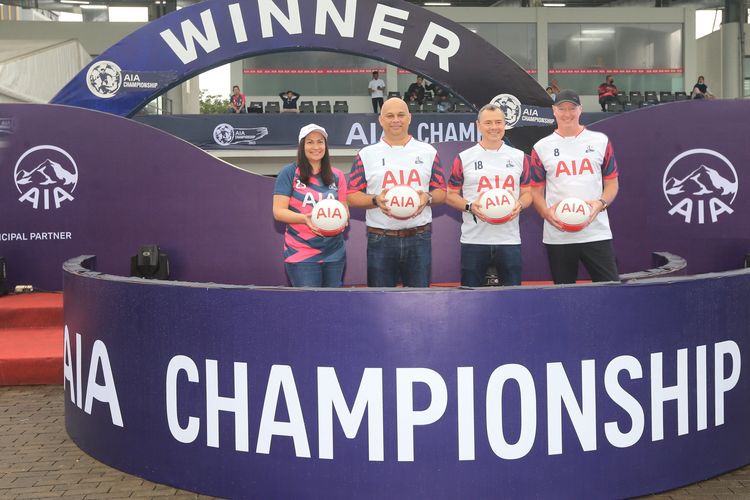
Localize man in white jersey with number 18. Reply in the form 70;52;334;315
446;104;532;287
529;89;620;284
348;97;447;287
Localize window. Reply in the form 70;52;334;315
548;23;684;94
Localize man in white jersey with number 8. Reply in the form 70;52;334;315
529;90;620;284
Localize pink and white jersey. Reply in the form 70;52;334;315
348;137;446;230
448;142;530;245
273;163;347;263
530;128;619;244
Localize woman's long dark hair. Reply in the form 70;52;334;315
296;136;334;186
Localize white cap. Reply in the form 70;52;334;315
298;123;328;143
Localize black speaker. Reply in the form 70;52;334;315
0;257;7;296
130;245;170;280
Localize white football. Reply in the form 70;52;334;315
554;197;592;232
384;185;421;220
311;198;348;236
477;188;516;224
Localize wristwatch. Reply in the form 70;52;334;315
465;202;472;213
598;198;609;210
372;195;379;207
427;192;433;206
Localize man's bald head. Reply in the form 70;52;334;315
379;98;411;144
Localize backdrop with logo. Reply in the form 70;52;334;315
134;109;604;152
0;100;749;291
63;255;750;498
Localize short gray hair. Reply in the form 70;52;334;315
477;103;505;121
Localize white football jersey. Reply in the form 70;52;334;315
348;138;445;230
449;142;530;245
530;128;619;244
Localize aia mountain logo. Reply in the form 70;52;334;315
662;149;737;224
14;145;78;210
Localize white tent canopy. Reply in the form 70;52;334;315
0;39;90;103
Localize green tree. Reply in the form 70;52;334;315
199;90;230;114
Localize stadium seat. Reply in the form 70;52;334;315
315;100;331;113
623;102;636;112
644;91;658;104
675;91;689;101
616;91;628;105
247;101;263;113
606;101;622;112
453;102;471;113
388;91;401;98
422;101;437;113
264;101;280;113
407;101;421;113
299;101;314;113
630;95;644;108
660;93;675;103
423;91;434;101
333;100;348;113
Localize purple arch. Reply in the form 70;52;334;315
50;0;551;117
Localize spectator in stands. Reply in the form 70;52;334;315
546;86;556;102
691;76;715;100
279;90;300;112
228;85;246;113
597;75;618;111
427;81;449;99
437;94;453;113
368;71;386;113
406;76;427;104
550;79;561;96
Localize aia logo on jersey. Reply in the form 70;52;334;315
662;148;738;224
382;169;421;189
555;158;594;177
476;175;514;192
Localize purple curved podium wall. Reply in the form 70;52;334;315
63;256;750;498
1;101;750;290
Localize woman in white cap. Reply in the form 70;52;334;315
272;124;348;287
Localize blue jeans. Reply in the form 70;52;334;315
285;258;345;287
367;231;431;287
460;243;522;287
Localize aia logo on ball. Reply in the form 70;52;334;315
14;145;78;210
662;148;738;224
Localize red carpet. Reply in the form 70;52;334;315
0;292;64;385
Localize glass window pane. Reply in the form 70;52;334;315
549;23;683;94
242;51;385;97
461;23;537;71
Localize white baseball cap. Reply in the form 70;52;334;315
298;123;328;143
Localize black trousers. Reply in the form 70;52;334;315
371;97;384;113
545;239;619;284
